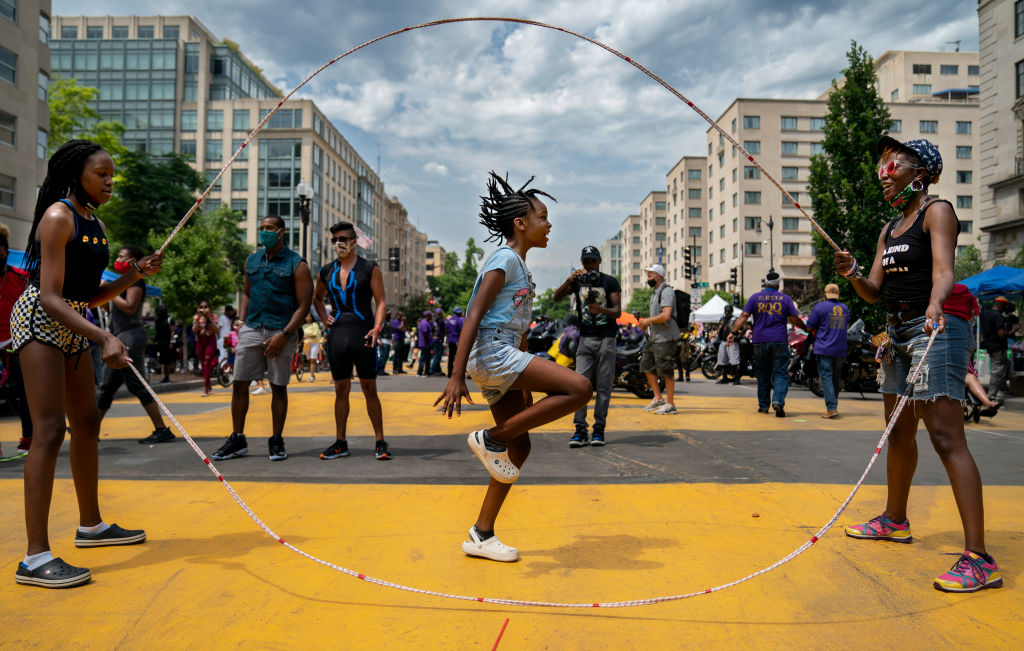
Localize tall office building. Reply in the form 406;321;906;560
1;0;51;247
49;15;388;272
425;240;446;277
380;194;428;305
978;0;1024;261
617;192;666;307
663;156;707;294
598;230;622;278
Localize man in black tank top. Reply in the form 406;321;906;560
312;222;391;461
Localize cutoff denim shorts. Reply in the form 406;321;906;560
467;327;533;405
880;314;969;401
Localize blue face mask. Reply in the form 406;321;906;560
259;229;280;249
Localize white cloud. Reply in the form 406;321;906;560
423;161;449;175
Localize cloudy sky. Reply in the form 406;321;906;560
56;0;979;290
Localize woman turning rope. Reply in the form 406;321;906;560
835;137;1001;593
11;140;163;588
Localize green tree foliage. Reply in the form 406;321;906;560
102;152;206;250
626;287;654;314
426;238;486;312
702;289;735;305
807;41;892;330
47;78;127;160
399;292;434;322
533;287;572;320
954;244;983;281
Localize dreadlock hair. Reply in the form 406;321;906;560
478;171;556;244
24;139;107;277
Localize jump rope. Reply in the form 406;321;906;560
122;17;938;608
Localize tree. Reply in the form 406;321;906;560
954;244;983;281
702;289;734;305
205;206;253;289
426;238;487;312
626;286;654;314
532;287;572;320
48;77;128;160
807;41;893;331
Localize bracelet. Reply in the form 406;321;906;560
839;258;859;279
132;261;149;278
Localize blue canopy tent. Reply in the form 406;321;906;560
959;265;1024;300
5;249;163;298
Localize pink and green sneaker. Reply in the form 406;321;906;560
845;514;913;543
934;551;1003;593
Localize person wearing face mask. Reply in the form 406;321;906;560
211;216;313;463
95;244;174;443
637;264;679;415
314;221;390;461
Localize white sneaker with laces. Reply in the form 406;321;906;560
462;527;519;562
653;403;678;415
642;398;665;412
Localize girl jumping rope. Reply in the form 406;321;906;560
435;172;591;562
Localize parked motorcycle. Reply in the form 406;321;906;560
806;319;879;397
788;330;818;388
527;315;560;357
700;334;755;380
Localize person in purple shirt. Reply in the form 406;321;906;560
391;312;408;375
445;307;465;377
416;311;433;376
806;283;850;419
731;271;808;417
429;307;445;375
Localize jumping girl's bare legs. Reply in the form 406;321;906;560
475;390;532;532
882;393;920;523
484;357;591;444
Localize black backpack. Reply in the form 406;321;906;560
658;285;691;329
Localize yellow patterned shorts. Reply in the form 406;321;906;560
10;284;91;356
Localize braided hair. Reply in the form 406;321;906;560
478;171;555;244
24;139;107;277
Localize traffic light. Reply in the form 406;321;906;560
730;267;737;286
683;246;693;280
388;247;400;272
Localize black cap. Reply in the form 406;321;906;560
581;246;601;260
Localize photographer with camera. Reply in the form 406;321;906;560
553;246;621;447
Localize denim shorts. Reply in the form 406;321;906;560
467;327;533;405
881;314;969;401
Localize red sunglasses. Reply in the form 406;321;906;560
877;160;922;179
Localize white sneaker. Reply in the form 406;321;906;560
306;376;315;383
252;387;268;395
462;526;519;562
642;398;665;412
467;430;519;483
653;403;677;415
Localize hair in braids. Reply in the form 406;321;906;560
478;171;555;244
24;139;107;277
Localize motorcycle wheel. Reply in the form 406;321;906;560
807;376;824;397
629;383;654;400
701;358;722;380
217;361;233;388
687;355;700;372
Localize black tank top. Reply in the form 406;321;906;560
881;199;959;304
319;256;377;327
30;199;110;302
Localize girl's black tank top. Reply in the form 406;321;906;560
880;199;959;305
30;199;110;302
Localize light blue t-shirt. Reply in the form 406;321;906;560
467;247;534;330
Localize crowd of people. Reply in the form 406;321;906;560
0;136;1008;595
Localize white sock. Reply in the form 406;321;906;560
78;521;110;535
23;551;54;570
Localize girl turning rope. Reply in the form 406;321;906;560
836;137;1001;593
435;172;591;562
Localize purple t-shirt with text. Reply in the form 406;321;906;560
445;315;464;343
743;288;798;343
806;300;850;357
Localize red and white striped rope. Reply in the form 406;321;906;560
156;17;840;255
125;328;936;608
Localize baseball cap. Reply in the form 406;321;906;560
994;296;1012;304
581;245;601;260
453;306;464;315
877;136;942;183
824;283;840;298
643;263;665;276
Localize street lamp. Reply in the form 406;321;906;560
766;215;775;273
295;179;313;261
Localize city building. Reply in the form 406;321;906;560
977;0;1024;262
49;15;387;272
617;192;667;307
598;230;621;278
425;239;446;277
663;156;707;295
1;0;51;247
618;213;642;306
380;194;428;305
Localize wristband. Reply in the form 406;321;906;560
132;261;148;278
374;325;382;332
839;258;859;278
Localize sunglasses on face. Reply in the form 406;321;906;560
331;235;357;244
877;160;923;179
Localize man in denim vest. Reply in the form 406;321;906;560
212;216;313;462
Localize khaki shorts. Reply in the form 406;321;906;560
640;340;679;378
233;324;299;386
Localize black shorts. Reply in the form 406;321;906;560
327;323;377;380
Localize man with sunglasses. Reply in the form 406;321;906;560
313;222;392;461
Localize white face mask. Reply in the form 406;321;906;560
333;240;355;258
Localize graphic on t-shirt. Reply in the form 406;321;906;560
828;305;848;330
513;287;530;307
577;285;610;327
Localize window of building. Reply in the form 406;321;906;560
231;169;248;191
137;25;154;38
61;25;77;38
0;0;14;22
39;12;50;43
632;235;640;244
955;121;972;135
163;25;179;39
150;108;173;128
731;168;737;183
919;120;938;133
181;110;197;132
956;195;973;209
744;166;760;179
731;243;737;259
744;191;761;204
732;193;737;207
810;142;825;155
743;115;760;129
961;221;973;234
655;201;666;210
781;166;798;180
688;207;701;218
0;111;14;147
206;140;222;162
232;139;248;160
913;84;932;95
780;116;798;130
692;246;702;257
206;110;224;131
719;225;725;239
708;142;712;155
940;64;958;75
259;108;303;129
205;169;221;190
720;201;725;214
632;249;640;256
731;217;737;233
655;232;666;241
891;89;899;101
0;46;15;85
781;141;798;156
86;25;103;39
688;188;701;199
731;118;736;132
0;172;14;208
782;243;800;256
782;217;800;231
810;117;826;131
687;169;701;180
231;110;250;132
889;119;902;133
709;208;713;221
632;223;640;231
179;139;196;159
709;230;713;243
230;199;248;218
716;178;723;192
38;70;48;101
1017;0;1024;38
782;191;798;205
968;64;979;76
956;170;972;184
655;216;666;225
744;140;760;154
744;216;761;230
956;146;972;159
688;227;702;238
112;25;128;39
718;151;724;168
745;242;761;256
912;64;932;74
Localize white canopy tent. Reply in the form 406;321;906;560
690;294;740;322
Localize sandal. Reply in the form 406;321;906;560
467;430;519;483
15;557;92;588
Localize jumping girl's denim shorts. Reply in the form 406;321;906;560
881;314;969;401
467;327;534;405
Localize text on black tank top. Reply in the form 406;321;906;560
881;199;959;304
320;257;376;326
29;199;110;302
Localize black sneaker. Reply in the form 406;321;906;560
268;437;288;461
375;439;392;460
569;430;589;448
211;433;248;460
590;430;605;446
15;557;91;588
773;403;786;418
138;427;175;445
74;523;146;547
320;439;350;460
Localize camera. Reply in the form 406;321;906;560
581;270;602;287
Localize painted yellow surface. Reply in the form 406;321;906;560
0;479;1022;648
